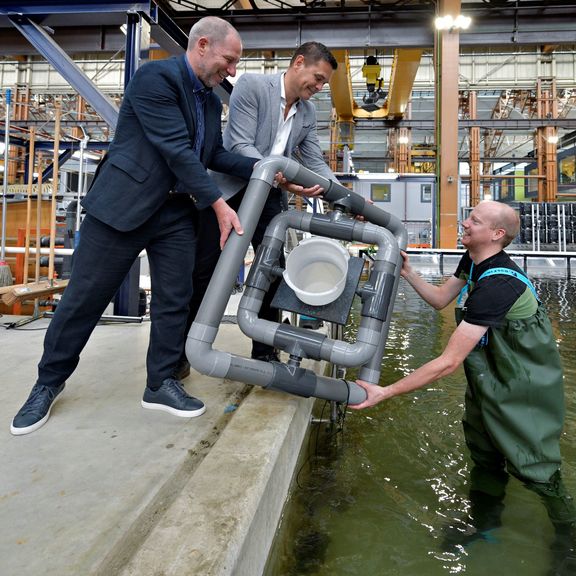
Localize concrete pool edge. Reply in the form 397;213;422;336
115;386;316;576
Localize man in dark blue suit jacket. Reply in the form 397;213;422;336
11;16;257;436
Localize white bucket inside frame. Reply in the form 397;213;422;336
283;237;350;306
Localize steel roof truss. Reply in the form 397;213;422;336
8;15;120;129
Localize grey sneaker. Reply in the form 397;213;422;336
141;378;205;418
11;382;66;436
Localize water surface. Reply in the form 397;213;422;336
266;273;576;576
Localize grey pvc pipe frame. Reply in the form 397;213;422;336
186;156;408;405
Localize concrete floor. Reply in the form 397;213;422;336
0;309;316;576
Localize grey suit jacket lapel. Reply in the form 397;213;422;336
267;74;283;154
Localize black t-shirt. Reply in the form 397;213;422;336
454;251;532;328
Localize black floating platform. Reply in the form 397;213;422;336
271;256;364;325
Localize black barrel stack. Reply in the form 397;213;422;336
517;202;576;247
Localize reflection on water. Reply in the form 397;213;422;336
265;275;576;576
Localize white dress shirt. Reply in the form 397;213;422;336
271;73;299;156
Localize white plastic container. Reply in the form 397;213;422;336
283;237;349;306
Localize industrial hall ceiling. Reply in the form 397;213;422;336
0;0;575;175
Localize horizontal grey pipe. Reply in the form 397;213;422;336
187;155;406;404
188;327;367;404
270;155;408;248
265;363;362;404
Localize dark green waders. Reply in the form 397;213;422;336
457;306;576;573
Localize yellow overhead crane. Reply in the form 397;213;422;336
329;48;423;159
387;49;423;118
329;49;423;121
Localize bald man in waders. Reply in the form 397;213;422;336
352;201;576;574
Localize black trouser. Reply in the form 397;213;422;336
38;198;196;390
185;186;283;359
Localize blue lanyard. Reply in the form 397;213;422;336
457;262;475;306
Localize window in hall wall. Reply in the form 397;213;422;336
500;177;514;201
559;154;575;184
421;183;432;203
525;165;538;198
371;183;391;202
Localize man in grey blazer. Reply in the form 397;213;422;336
11;17;257;436
177;42;338;375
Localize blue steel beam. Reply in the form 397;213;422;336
0;2;153;16
8;15;120;129
2;2;575;50
178;5;576;50
144;1;187;55
11;120;109;127
0;136;110;151
124;12;151;86
33;141;110;151
38;149;72;183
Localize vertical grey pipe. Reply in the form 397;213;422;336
75;126;89;235
316;187;408;385
357;206;407;385
185;159;282;381
193;176;276;329
356;253;402;384
192;156;297;328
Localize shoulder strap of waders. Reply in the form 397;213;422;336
477;267;541;303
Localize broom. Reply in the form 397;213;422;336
0;87;13;287
47;102;61;286
2;103;69;305
34;151;44;309
23;127;35;287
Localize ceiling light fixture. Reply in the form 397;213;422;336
435;14;472;31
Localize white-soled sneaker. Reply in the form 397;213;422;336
142;378;205;418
